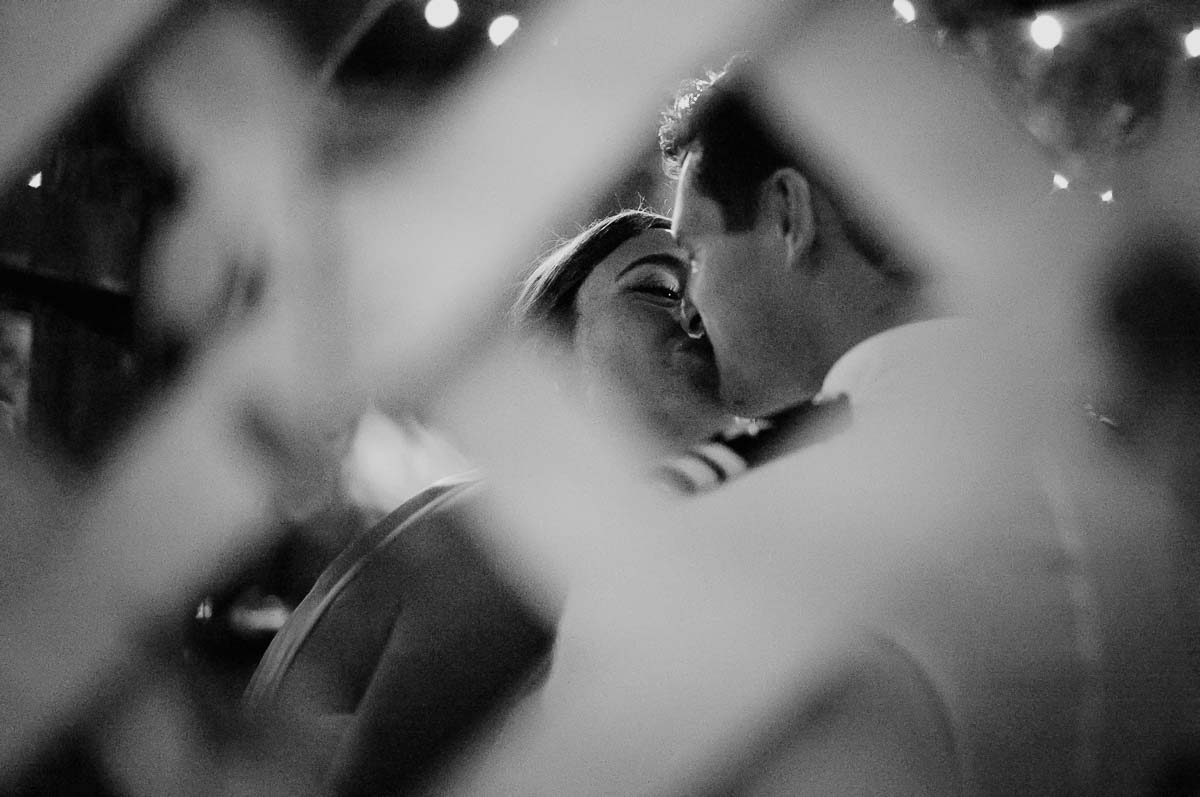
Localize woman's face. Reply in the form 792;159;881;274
572;227;731;450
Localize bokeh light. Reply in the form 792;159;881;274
1030;14;1063;50
1186;26;1200;58
892;0;917;24
425;0;460;30
488;14;519;46
1052;172;1069;189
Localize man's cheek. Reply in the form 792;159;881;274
688;272;716;316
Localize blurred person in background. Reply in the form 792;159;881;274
245;208;749;796
1099;235;1200;522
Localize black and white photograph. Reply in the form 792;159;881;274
1;0;1199;794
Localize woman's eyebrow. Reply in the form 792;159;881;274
615;253;687;281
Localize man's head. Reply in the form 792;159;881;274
661;57;915;417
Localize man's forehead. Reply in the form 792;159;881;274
671;153;715;243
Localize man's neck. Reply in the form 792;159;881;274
829;267;937;365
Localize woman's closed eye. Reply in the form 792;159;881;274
634;281;682;302
620;268;684;305
614;255;689;306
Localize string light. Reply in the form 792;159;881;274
1030;13;1063;50
1052;172;1070;190
488;14;519;46
892;0;916;24
1186;26;1200;58
424;0;459;29
27;172;41;188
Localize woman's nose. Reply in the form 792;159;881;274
677;295;706;339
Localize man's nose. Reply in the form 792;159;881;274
677;295;706;339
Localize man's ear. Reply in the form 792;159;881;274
762;167;815;266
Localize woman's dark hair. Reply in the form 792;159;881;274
512;209;671;343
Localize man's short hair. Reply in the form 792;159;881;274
659;56;792;233
660;56;891;269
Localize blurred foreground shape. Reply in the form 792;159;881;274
2;0;1200;795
